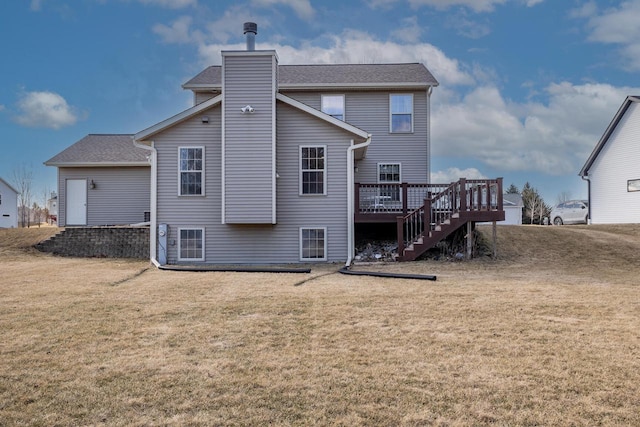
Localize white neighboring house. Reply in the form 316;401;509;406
47;192;58;225
0;177;19;228
580;95;640;224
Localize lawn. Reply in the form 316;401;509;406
1;225;639;426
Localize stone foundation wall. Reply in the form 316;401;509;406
36;227;149;259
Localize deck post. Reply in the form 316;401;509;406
423;197;431;232
402;183;408;216
497;177;504;210
466;221;473;259
396;216;405;259
459;178;467;212
477;183;482;211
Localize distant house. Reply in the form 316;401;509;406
45;23;504;265
44;134;151;226
47;192;58;225
580;95;640;224
0;177;19;228
502;193;523;225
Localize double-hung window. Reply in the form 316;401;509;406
300;146;326;195
378;163;401;202
179;147;204;195
390;94;413;133
178;228;205;261
321;95;345;121
300;227;327;261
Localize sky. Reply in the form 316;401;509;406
2;0;640;206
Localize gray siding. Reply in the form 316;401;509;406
283;90;430;183
153;102;352;264
223;52;276;223
589;102;640;224
57;167;150;226
195;91;219;105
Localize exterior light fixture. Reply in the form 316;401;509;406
90;179;96;190
240;105;255;114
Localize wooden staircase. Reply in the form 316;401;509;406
396;178;505;261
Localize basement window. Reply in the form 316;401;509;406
628;179;640;192
300;227;327;261
178;228;204;261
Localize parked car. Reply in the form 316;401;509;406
550;200;589;225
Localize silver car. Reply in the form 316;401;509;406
550;200;589;225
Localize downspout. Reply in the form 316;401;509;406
581;174;591;225
426;86;432;183
133;138;160;267
346;135;372;267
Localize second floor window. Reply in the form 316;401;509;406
300;146;326;195
390;94;413;133
179;147;204;195
321;95;344;121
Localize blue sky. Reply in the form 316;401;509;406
2;0;640;206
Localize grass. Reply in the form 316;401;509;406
1;225;639;426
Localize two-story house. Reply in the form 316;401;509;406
132;23;503;265
45;23;503;265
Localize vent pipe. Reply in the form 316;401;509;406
243;22;257;51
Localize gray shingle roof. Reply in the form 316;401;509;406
183;63;438;89
44;134;150;166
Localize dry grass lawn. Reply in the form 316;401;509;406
1;225;639;426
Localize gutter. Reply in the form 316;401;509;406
133;138;159;265
345;135;372;267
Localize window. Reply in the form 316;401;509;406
321;95;344;121
378;163;401;201
300;227;327;261
300;146;326;195
178;228;204;261
390;94;413;133
179;147;204;195
628;179;640;192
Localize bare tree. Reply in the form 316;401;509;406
522;182;550;224
12;164;33;228
556;191;572;205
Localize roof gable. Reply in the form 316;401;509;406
135;95;222;141
580;95;640;176
44;134;149;167
0;177;19;194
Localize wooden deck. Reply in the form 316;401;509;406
355;178;505;261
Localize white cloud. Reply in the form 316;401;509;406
431;167;487;182
408;0;508;13
391;16;423;43
15;91;79;130
137;0;196;8
198;30;475;87
153;16;194;43
432;82;637;175
30;0;43;11
579;0;640;70
252;0;314;21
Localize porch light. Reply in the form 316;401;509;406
90;179;96;190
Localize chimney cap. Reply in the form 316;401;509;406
243;22;257;35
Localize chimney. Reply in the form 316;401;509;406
243;22;257;51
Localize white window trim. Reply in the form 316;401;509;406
299;145;328;196
321;94;345;121
178;146;205;196
377;162;402;184
389;93;414;133
177;227;205;262
299;227;328;262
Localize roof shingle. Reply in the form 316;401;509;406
44;134;150;166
